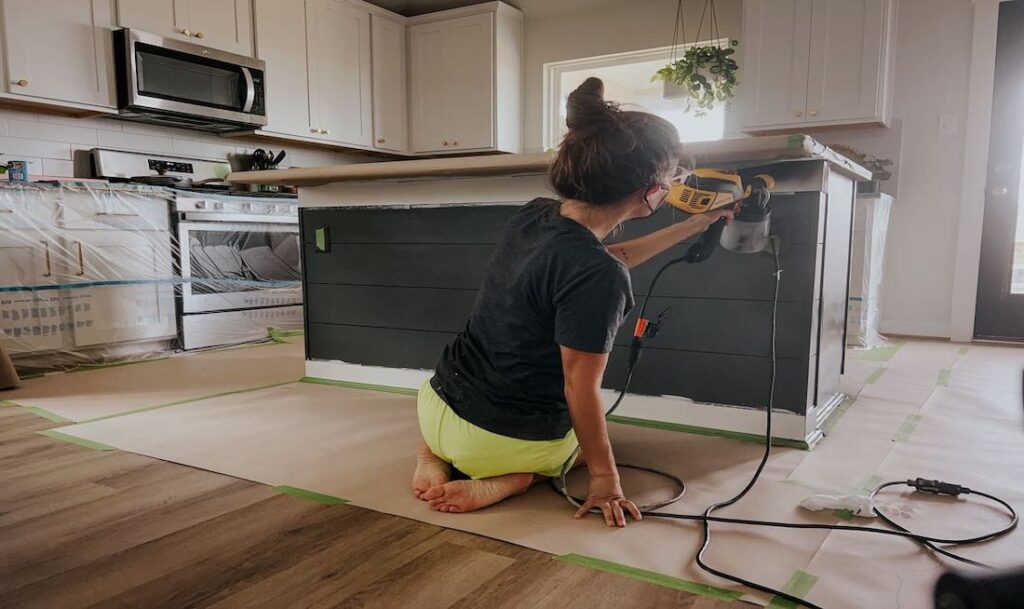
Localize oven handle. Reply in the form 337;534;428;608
241;67;256;113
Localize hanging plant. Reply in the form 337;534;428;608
652;0;739;114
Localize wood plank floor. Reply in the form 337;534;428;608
0;407;735;609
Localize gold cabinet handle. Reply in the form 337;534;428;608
76;242;85;276
808;109;818;117
181;28;192;36
41;241;52;277
323;129;331;135
793;110;803;118
310;128;319;134
452;140;458;146
195;31;204;39
377;138;386;144
441;140;448;146
13;79;27;87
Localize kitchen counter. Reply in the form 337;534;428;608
227;134;871;187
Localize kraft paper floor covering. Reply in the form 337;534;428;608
1;341;305;423
39;340;1024;608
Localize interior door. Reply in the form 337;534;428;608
740;0;812;129
805;0;888;124
409;20;452;152
185;0;254;55
975;0;1024;341
254;0;312;138
116;0;190;40
2;0;117;108
307;0;372;146
446;13;493;151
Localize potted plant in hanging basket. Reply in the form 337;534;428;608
652;39;740;114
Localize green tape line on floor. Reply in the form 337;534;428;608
274;485;348;505
0;399;16;407
766;570;819;608
820;396;856;436
864;367;887;384
23;406;72;423
893;415;922;443
957;346;970;355
300;376;419;397
859;342;904;362
555;554;743;602
268;328;304;343
854;474;883;495
38;429;115;451
606;414;810;450
937;368;951;387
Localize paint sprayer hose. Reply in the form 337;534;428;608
552;236;1017;609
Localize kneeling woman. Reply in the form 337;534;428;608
411;77;733;527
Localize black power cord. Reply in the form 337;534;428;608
555;233;1018;609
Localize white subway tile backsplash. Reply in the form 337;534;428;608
96;130;175;154
0;136;72;160
171;138;238;159
41;158;75;177
9;119;98;146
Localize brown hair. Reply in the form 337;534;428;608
550;77;681;206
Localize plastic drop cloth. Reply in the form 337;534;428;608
0;182;302;375
847;194;892;349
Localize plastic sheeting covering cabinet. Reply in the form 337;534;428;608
0;182;178;372
847;193;893;348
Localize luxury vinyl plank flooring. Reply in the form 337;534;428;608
0;408;735;609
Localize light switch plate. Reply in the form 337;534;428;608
938;114;958;135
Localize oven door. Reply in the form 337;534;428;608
116;29;267;127
177;221;301;313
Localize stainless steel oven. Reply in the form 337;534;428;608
113;28;267;132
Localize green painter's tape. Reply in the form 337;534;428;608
18;372;44;380
606;414;810;450
38;429;115;451
864;367;886;384
832;509;855;521
300;376;419;396
780;479;850;496
0;399;16;407
274;485;348;505
957;346;970;356
23;406;72;423
820;396;855;435
893;415;922;443
937;368;951;387
860;342;904;362
854;474;883;494
315;227;328;252
767;570;819;608
268;328;304;343
555;554;743;602
786;133;805;148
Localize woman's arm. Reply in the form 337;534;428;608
559;345;642;527
608;208;736;269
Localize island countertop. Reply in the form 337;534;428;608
228;134;871;187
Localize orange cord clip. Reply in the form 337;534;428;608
633;318;649;338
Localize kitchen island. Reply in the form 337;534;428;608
230;135;870;447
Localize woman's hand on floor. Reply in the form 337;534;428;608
575;472;642;527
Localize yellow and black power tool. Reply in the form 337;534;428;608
664;168;776;262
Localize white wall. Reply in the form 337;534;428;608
0;107;368;179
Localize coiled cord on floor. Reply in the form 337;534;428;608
554;235;1018;609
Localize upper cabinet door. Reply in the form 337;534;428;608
371;15;407;152
408;20;452;153
805;0;891;124
2;0;117;109
446;13;494;151
185;0;254;56
307;0;372;146
116;0;190;41
117;0;254;55
254;0;312;138
740;0;812;129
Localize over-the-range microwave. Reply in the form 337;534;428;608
113;28;268;133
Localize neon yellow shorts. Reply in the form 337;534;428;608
417;379;579;479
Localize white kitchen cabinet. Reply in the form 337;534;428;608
741;0;896;132
307;0;373;147
253;0;312;140
0;234;68;354
0;0;118;111
116;0;254;56
371;14;407;153
408;3;522;154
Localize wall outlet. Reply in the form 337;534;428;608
938;114;958;135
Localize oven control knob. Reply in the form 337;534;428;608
195;201;207;209
213;202;224;211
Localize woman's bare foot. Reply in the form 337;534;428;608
422;473;535;513
412;442;451;499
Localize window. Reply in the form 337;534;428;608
543;44;729;151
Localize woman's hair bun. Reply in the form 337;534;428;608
565;77;614;131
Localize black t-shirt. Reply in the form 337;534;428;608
430;198;634;441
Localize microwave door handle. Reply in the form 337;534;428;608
241;67;255;113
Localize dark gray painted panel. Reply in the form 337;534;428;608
308;323;454;370
614;297;818;359
306;284;476;332
301;205;520;244
604;346;811;414
628;242;822;302
611;191;826;246
304;243;495;289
